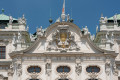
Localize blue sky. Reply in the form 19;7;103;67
0;0;120;34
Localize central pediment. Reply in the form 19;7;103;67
22;22;106;54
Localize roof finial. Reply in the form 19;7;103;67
1;8;4;14
61;0;66;21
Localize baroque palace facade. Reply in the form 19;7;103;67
1;0;120;80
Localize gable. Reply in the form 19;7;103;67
23;22;105;54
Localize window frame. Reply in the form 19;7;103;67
0;46;6;59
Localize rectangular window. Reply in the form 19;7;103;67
0;46;6;59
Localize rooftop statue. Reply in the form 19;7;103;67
113;14;117;24
9;16;13;24
37;26;44;37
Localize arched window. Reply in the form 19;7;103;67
86;66;100;73
27;66;41;73
57;66;70;73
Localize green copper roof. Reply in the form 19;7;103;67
0;14;17;20
108;14;120;20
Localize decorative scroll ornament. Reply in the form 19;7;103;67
47;25;80;52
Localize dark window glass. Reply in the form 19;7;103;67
88;79;98;80
57;66;70;73
27;66;41;73
0;46;6;59
86;66;100;73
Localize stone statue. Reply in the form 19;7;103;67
9;16;13;24
105;62;110;75
26;26;29;31
67;14;70;22
30;34;36;41
111;32;114;43
113;14;117;24
56;17;60;23
18;15;26;25
83;26;90;35
37;26;44;37
104;17;108;23
12;33;16;44
96;26;98;33
106;31;109;41
91;34;95;41
17;32;22;42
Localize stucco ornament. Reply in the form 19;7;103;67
37;26;44;37
105;62;111;75
75;63;82;75
47;25;80;52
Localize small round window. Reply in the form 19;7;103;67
27;66;41;73
57;66;70;73
86;66;100;73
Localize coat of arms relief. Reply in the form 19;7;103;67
47;25;80;52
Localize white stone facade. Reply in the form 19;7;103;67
0;1;120;80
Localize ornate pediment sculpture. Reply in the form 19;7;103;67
47;25;80;52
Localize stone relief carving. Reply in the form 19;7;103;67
105;62;111;75
17;63;22;76
8;63;14;76
112;62;118;76
47;26;80;52
75;63;82;75
46;59;52;76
